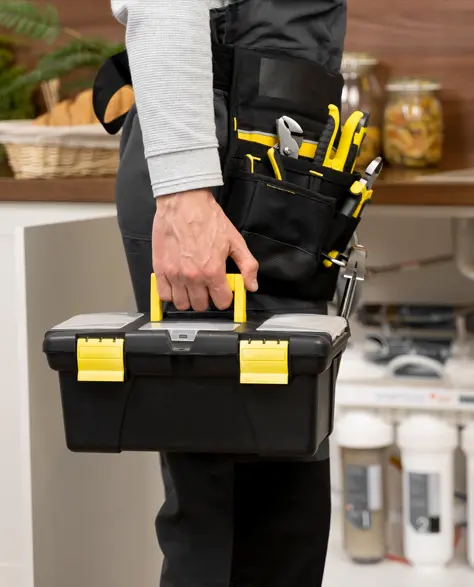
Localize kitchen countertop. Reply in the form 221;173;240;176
2;164;474;206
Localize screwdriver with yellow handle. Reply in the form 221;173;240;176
331;110;370;173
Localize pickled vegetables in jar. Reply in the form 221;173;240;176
383;78;443;168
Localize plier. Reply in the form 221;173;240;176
341;156;383;218
276;116;304;159
267;116;304;180
323;157;383;269
314;107;369;173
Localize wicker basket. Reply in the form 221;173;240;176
5;143;119;179
0;120;121;179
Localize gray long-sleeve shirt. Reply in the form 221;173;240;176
112;0;347;198
111;0;224;197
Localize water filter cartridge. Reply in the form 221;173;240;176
336;411;394;564
397;415;457;568
461;422;474;568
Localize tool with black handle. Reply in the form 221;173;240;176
313;104;340;168
331;110;370;173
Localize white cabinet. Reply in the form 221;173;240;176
0;203;162;587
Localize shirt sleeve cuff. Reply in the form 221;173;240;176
147;147;223;198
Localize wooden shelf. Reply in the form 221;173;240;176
2;165;474;206
0;175;116;203
371;167;474;206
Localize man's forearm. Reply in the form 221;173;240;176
111;0;223;197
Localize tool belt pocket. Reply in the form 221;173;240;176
222;169;336;291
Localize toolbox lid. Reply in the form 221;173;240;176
257;314;347;341
44;312;349;385
51;312;143;330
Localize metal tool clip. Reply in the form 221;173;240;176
276;116;304;158
339;244;367;319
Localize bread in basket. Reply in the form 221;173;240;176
0;86;135;179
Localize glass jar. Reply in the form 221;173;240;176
383;78;443;168
341;52;384;169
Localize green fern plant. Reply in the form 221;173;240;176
0;0;124;96
0;35;34;164
0;36;34;119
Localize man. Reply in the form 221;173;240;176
110;1;347;586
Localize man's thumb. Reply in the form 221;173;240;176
229;233;259;292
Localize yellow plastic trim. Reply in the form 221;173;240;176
150;273;247;323
245;153;262;173
352;187;373;218
77;338;125;382
346;181;373;218
240;340;289;385
309;170;323;178
331;110;365;172
267;147;283;180
150;273;163;322
237;131;317;159
226;273;247;323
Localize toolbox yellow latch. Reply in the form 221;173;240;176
239;340;289;385
77;338;125;382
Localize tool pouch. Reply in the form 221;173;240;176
92;44;366;302
220;144;361;300
214;45;364;300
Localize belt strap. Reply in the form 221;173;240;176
92;50;132;135
93;45;234;135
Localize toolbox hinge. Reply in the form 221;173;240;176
77;338;125;382
239;340;289;385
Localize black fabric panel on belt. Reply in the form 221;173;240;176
230;46;343;140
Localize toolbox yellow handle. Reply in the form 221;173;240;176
150;273;247;323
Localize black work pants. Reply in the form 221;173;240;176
117;107;332;587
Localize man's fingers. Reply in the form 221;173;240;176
171;283;191;311
207;266;234;310
186;282;210;312
155;273;172;302
229;232;259;292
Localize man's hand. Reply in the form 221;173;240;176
152;188;259;311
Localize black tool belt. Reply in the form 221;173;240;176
93;45;370;302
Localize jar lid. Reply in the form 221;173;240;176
341;52;378;70
386;77;441;92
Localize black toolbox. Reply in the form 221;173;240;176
43;273;354;457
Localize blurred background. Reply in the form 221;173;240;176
1;1;474;587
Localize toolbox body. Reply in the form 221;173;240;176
44;307;349;457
